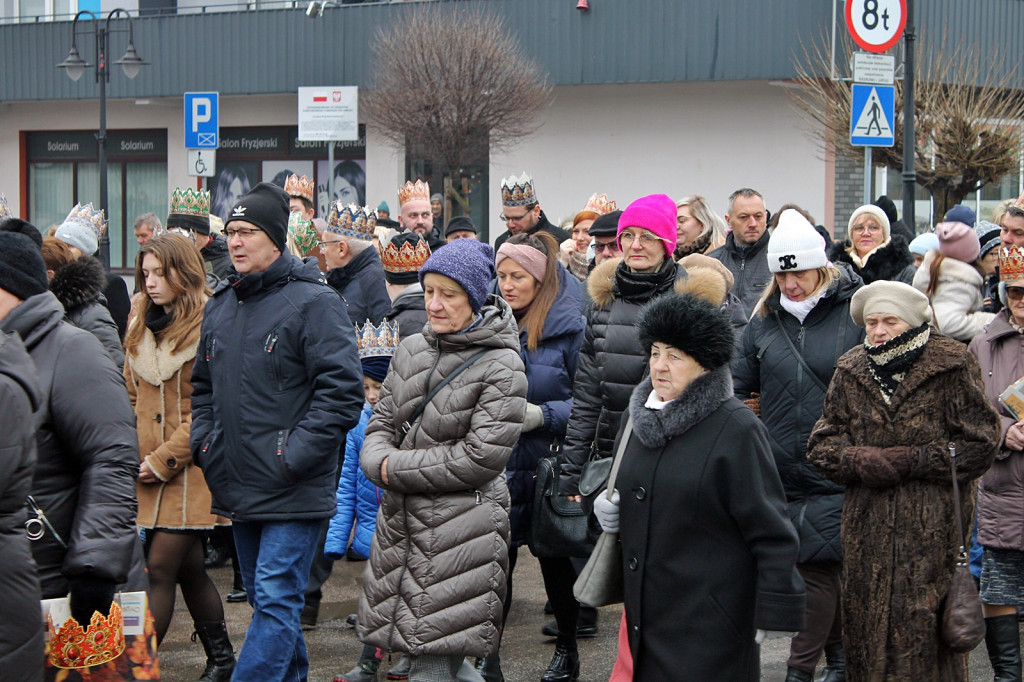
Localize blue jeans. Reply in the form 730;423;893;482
231;519;322;682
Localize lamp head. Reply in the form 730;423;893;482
58;44;89;82
114;43;148;79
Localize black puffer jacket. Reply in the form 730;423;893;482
0;332;43;681
49;256;124;371
829;234;916;285
386;283;428;338
707;230;773;315
1;292;142;598
326;247;393;326
732;266;864;563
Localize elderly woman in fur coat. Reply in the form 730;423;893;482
593;293;805;681
808;281;1001;681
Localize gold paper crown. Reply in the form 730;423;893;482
1015;189;1024;211
1000;245;1024;282
46;600;125;669
289;211;319;253
326;202;377;241
398;180;430;206
169;187;210;218
356;319;400;359
582;193;617;216
501;172;537;207
0;194;11;222
63;203;107;238
379;231;432;274
285;174;315;202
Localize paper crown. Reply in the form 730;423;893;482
379;230;432;274
285;174;315;202
46;600;125;669
501;172;537;207
0;194;11;222
289;211;319;253
582;193;617;216
1000;245;1024;282
63;203;107;238
1015;190;1024;212
356;319;400;359
169;187;210;218
326;202;377;241
398;180;430;206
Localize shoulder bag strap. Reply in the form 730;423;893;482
773;309;829;394
604;416;633;500
949;442;968;558
401;348;491;437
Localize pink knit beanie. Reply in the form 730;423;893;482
617;194;678;259
936;221;980;263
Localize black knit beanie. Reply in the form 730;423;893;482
0;218;43;248
226;182;289;253
635;293;736;370
0;232;49;301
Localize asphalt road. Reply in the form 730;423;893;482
158;553;1005;681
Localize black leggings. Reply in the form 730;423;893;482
146;530;225;644
504;545;581;648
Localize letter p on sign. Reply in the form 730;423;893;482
184;92;219;149
192;98;210;133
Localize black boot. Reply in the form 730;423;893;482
784;668;813;682
541;644;580;682
541;606;598;638
986;614;1022;682
192;621;236;682
475;654;505;682
816;642;846;682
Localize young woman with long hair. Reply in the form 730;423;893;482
123;233;235;681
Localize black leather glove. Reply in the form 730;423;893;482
69;576;117;626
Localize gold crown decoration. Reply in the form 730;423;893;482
397;180;430;207
284;174;315;202
0;194;11;222
46;600;125;669
356;319;400;360
169;187;211;218
1000;245;1024;282
1015;189;1024;211
378;230;432;275
63;203;108;238
326;202;377;241
582;193;617;216
501;172;537;207
288;211;319;253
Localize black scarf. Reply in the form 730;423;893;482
674;231;711;259
613;258;677;304
144;303;173;336
864;322;930;404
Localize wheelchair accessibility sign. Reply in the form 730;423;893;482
850;84;895;147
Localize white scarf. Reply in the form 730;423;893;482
645;389;672;411
779;286;828;324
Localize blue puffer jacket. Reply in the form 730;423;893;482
325;404;380;560
190;254;365;521
506;265;585;547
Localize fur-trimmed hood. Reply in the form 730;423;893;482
628;367;734;449
586;256;731;309
49;256;107;312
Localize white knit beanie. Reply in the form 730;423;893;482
766;209;828;273
847;205;891;242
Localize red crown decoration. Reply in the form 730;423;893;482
582;192;617;216
47;600;125;669
501;172;537;207
1000;245;1024;282
379;231;432;274
284;174;315;202
398;180;430;206
326;202;376;241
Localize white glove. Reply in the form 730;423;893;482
523;403;545;432
755;629;797;644
593;488;620;533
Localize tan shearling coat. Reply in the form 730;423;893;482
125;328;217;530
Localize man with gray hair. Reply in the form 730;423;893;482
133;212;161;246
708;187;772;314
320;203;392;327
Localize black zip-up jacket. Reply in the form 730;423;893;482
707;230;773;315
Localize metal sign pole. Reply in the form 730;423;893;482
864;147;873;204
327;140;335;209
901;0;916;232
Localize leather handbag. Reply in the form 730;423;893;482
529;450;591;558
940;442;986;653
573;417;632;607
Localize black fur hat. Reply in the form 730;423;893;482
636;294;736;370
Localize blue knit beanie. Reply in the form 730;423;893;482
360;356;392;383
419;238;495;312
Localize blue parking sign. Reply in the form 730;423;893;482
184;92;219;149
850;84;895;147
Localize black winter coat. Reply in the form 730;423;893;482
101;270;131;340
191;254;364;521
1;292;143;598
829;234;916;285
49;255;124;371
0;332;43;681
386;283;428;338
707;230;773;315
327;247;393;326
618;371;805;681
201;235;232;279
732;267;865;563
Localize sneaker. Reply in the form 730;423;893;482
385;654;412;680
225;587;247;603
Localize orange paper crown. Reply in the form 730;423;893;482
582;193;617;216
284;174;315;202
379;231;432;274
326;202;376;241
1000;245;1024;282
398;180;430;206
47;600;125;669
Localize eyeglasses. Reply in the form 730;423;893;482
850;223;882;234
1007;286;1024;301
317;239;344;249
225;227;264;240
593;239;619;252
619;231;669;247
499;211;532;223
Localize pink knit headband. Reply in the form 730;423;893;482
496;242;548;282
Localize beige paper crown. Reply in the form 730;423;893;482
1000;245;1024;282
46;600;125;669
582;193;617;216
284;174;315;202
501;172;537;207
63;203;107;238
356;319;400;359
379;231;432;274
326;202;377;241
0;194;11;222
169;187;210;217
398;180;430;206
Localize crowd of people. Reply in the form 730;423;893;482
1;172;1024;682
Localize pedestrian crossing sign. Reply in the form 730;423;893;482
850;84;895;147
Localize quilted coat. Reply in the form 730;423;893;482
357;295;528;658
49;254;124;371
808;334;1000;681
325;404;379;560
125;323;217;530
732;266;864;563
912;249;995;342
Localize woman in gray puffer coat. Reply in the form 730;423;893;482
357;239;528;682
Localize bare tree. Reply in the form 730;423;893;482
362;5;551;220
787;34;1024;221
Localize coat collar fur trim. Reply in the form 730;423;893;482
628;366;734;449
585;257;730;309
127;326;198;385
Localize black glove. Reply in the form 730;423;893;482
69;576;117;626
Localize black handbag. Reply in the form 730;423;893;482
528;450;592;558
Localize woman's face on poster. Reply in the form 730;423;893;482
334;175;359;205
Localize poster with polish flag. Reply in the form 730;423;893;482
298;86;358;142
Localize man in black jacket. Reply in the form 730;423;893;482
321;203;392;326
708;188;773;314
190;183;363;680
494;172;570;249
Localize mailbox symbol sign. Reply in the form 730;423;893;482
184;92;219;149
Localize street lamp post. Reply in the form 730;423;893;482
58;9;147;269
